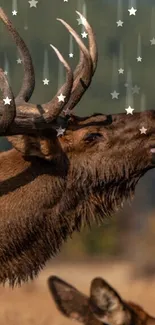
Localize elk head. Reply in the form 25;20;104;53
48;275;155;325
0;7;155;286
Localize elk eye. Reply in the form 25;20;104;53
84;133;103;142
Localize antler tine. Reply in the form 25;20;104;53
57;18;93;113
0;10;97;133
63;11;98;95
42;18;92;119
0;69;16;133
70;11;98;87
0;7;35;103
76;11;98;74
41;45;73;120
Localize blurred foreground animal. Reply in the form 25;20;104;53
0;7;155;286
48;276;155;325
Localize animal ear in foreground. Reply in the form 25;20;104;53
48;276;89;323
90;277;155;325
49;275;155;325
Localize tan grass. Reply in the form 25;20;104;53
0;261;154;325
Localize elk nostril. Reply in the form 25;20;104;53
150;148;155;153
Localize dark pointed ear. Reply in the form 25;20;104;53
7;135;61;160
89;277;130;324
48;276;89;323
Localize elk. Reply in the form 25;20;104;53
48;275;155;325
0;7;155;286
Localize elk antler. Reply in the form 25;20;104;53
0;8;98;135
0;69;16;133
0;7;35;104
59;11;98;112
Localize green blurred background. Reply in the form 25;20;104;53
1;0;155;278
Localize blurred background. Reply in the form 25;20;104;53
0;0;155;323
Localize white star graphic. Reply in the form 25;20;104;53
69;53;74;58
77;16;86;26
4;71;8;75
56;126;66;137
43;78;50;85
111;90;119;99
3;96;12;105
63;107;71;115
118;68;124;74
150;38;155;45
128;7;137;15
116;20;124;27
17;58;22;64
64;0;68;2
12;10;17;15
132;85;140;94
139;126;147;134
57;93;66;102
81;31;88;38
137;56;142;62
28;0;38;8
125;106;134;115
77;17;82;25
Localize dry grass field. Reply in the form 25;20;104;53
0;260;155;325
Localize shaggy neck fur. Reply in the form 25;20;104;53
0;149;150;286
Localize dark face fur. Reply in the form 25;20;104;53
53;110;155;221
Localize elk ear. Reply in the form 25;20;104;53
90;277;128;324
7;135;61;160
48;276;89;323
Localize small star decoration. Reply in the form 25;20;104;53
139;126;147;134
111;90;119;99
12;10;17;15
28;0;38;8
118;68;124;74
63;107;71;115
3;97;12;105
57;93;66;102
132;85;140;94
77;16;86;26
69;53;74;58
125;106;134;115
116;20;124;27
137;56;142;62
128;7;137;15
17;58;22;64
43;78;50;85
56;126;66;137
81;31;88;38
150;38;155;45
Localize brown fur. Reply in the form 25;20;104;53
0;111;155;285
48;276;155;325
1;7;155;286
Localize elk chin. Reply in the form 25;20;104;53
114;194;134;213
